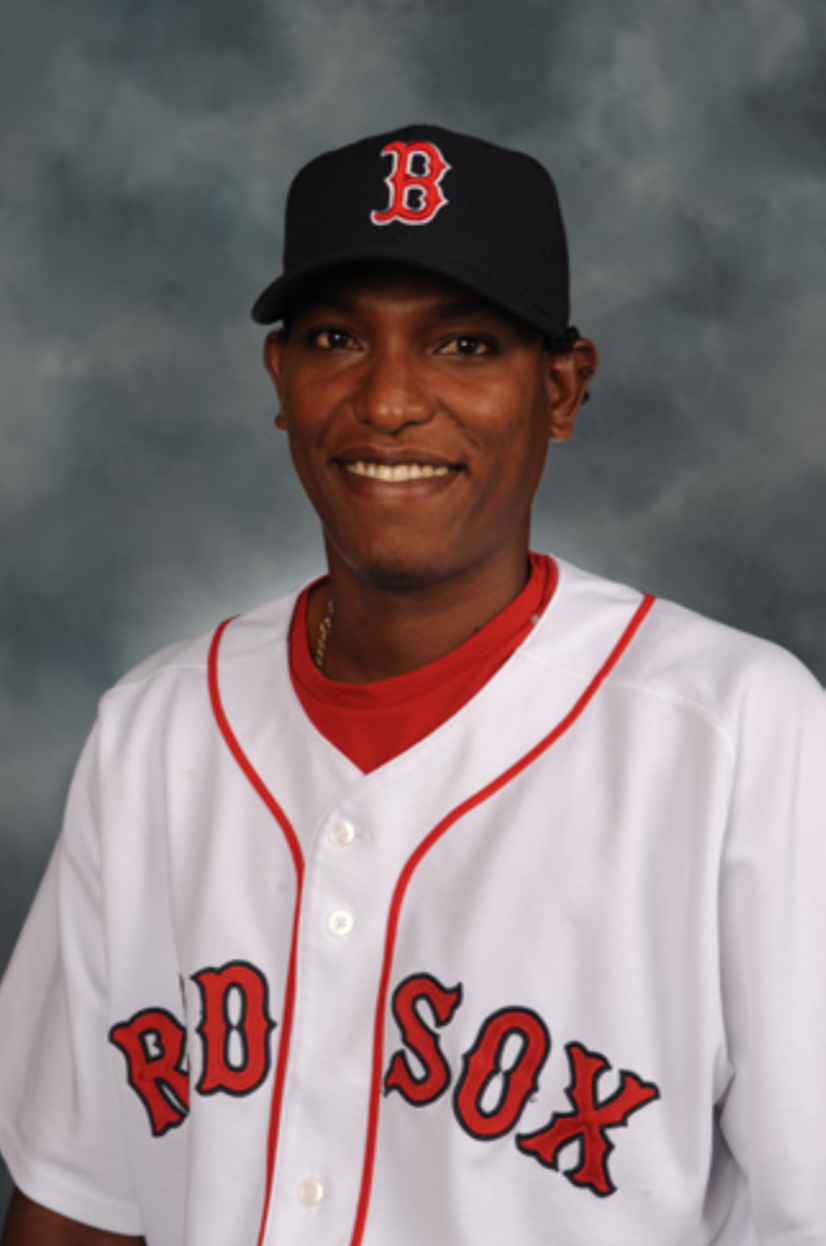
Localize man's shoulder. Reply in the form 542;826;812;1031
551;559;823;730
104;586;302;703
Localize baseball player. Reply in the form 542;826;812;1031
1;125;824;1246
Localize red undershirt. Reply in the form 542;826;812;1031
288;553;557;774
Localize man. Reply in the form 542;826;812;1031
0;125;824;1246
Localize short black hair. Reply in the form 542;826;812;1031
544;325;581;356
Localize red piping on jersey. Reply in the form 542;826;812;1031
209;593;655;1246
348;591;656;1246
207;619;305;1246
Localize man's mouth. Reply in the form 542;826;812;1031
342;460;455;483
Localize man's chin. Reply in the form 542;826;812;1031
360;560;444;593
335;546;453;594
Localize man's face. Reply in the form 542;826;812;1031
265;263;579;593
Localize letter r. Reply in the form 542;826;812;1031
109;1008;190;1136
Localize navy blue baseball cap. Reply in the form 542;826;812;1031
251;124;571;337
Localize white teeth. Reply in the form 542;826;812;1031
344;461;452;482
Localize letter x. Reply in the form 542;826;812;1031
516;1041;659;1197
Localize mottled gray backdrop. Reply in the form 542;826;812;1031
1;0;824;1220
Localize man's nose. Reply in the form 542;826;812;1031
353;348;434;430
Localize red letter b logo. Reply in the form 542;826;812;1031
371;141;451;226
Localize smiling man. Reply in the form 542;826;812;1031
0;125;824;1246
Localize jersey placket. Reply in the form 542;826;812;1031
261;791;425;1246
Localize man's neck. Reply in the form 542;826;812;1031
309;546;533;684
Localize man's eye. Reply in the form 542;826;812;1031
440;336;492;357
310;328;357;350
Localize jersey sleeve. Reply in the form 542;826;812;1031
0;722;144;1235
717;654;826;1244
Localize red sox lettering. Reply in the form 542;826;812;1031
370;140;451;226
109;960;274;1136
109;963;660;1198
384;973;660;1197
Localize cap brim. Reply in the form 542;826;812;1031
251;250;566;338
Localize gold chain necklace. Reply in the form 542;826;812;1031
314;599;335;671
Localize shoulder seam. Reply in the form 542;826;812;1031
107;654;210;696
523;649;737;757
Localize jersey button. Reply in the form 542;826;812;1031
329;818;357;848
327;907;355;938
297;1176;325;1207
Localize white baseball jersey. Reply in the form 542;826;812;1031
0;558;824;1246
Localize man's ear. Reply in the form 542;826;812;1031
546;338;599;442
263;331;288;429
